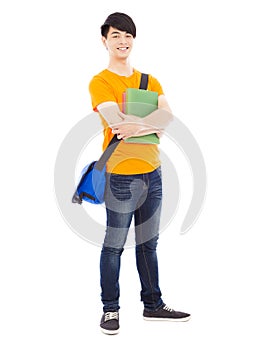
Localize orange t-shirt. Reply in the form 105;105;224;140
89;69;164;174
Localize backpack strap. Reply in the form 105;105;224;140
95;134;119;171
139;73;149;90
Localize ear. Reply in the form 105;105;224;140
101;36;108;49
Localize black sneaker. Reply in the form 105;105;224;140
143;304;191;322
100;311;120;335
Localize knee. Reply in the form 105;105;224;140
136;235;159;252
102;245;124;256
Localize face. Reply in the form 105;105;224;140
102;26;134;59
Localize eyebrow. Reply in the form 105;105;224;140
110;31;131;36
110;31;122;35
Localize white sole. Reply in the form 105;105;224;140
100;327;120;335
143;315;191;322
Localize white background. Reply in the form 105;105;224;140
1;0;262;349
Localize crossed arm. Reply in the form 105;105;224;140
97;95;173;140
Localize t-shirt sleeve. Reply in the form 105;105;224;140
89;76;117;111
148;74;165;96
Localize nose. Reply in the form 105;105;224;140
119;35;128;45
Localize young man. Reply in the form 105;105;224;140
89;12;190;335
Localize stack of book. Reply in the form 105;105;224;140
122;88;160;144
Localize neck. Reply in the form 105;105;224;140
107;58;133;77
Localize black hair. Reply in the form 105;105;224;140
101;12;136;38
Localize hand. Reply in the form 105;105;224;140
111;112;143;139
117;111;141;123
111;122;141;140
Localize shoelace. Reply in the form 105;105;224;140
163;305;174;312
104;311;119;322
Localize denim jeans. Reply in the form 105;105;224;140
100;167;164;312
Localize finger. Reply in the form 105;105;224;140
117;111;126;120
111;122;121;128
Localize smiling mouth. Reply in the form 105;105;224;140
117;47;129;51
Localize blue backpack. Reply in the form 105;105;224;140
72;135;119;204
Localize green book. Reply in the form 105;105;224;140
123;88;160;144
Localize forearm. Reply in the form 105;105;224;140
141;108;173;130
97;100;173;139
97;100;173;129
131;126;160;136
97;102;123;126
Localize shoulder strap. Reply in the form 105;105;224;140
139;73;149;90
95;134;119;171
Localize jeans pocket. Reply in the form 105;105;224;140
106;174;133;201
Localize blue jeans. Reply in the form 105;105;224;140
100;167;164;312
